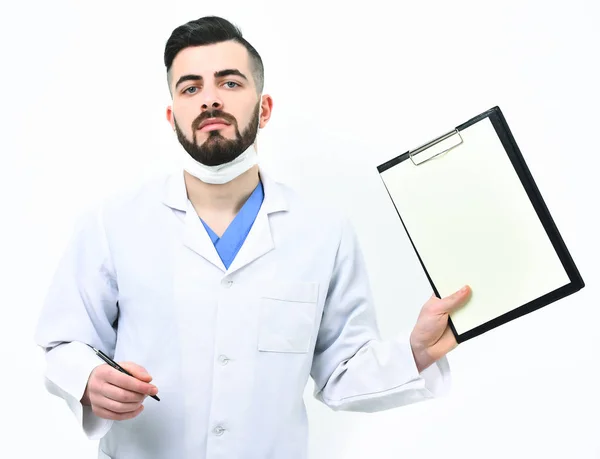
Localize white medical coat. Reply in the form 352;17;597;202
34;169;450;459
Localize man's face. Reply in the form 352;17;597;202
166;41;262;167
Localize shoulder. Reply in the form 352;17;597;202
74;172;172;232
104;173;169;213
272;172;344;212
265;174;353;244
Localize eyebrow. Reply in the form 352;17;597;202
215;69;248;81
175;69;249;90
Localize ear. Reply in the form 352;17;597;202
259;95;274;129
166;106;175;131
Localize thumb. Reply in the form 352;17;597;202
118;361;153;382
440;285;472;313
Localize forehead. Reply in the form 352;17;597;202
171;41;251;78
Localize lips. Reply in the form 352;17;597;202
198;118;231;130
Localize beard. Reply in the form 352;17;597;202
174;102;260;167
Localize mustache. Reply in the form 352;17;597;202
192;110;238;131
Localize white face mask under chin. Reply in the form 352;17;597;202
182;143;258;185
181;103;263;185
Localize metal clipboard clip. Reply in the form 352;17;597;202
408;129;464;166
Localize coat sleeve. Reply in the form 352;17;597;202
34;206;118;439
310;217;451;412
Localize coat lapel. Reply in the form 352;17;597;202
224;169;289;275
161;170;226;272
225;205;273;275
183;199;227;271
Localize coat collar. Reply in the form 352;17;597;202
161;166;289;274
161;166;289;215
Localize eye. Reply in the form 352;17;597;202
224;81;239;89
183;86;198;94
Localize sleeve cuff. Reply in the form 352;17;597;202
418;354;452;397
43;341;114;440
396;336;452;398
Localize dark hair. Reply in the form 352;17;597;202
164;16;264;95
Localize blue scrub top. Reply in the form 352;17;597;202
200;180;264;269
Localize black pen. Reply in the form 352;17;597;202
86;344;160;401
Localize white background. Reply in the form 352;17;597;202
1;0;598;457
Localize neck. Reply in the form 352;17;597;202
184;164;260;215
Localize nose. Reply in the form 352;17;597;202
201;99;223;111
200;92;223;112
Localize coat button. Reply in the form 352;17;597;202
213;425;225;436
222;280;233;288
219;355;230;365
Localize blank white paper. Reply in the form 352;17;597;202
380;117;570;335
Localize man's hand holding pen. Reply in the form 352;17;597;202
81;362;160;421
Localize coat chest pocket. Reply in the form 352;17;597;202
257;281;319;354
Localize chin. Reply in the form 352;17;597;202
204;132;234;143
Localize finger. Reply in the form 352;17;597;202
94;394;144;414
428;326;458;361
118;361;153;383
105;367;158;396
101;381;147;404
93;404;144;421
436;326;458;351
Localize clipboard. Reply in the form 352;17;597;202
377;106;585;343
